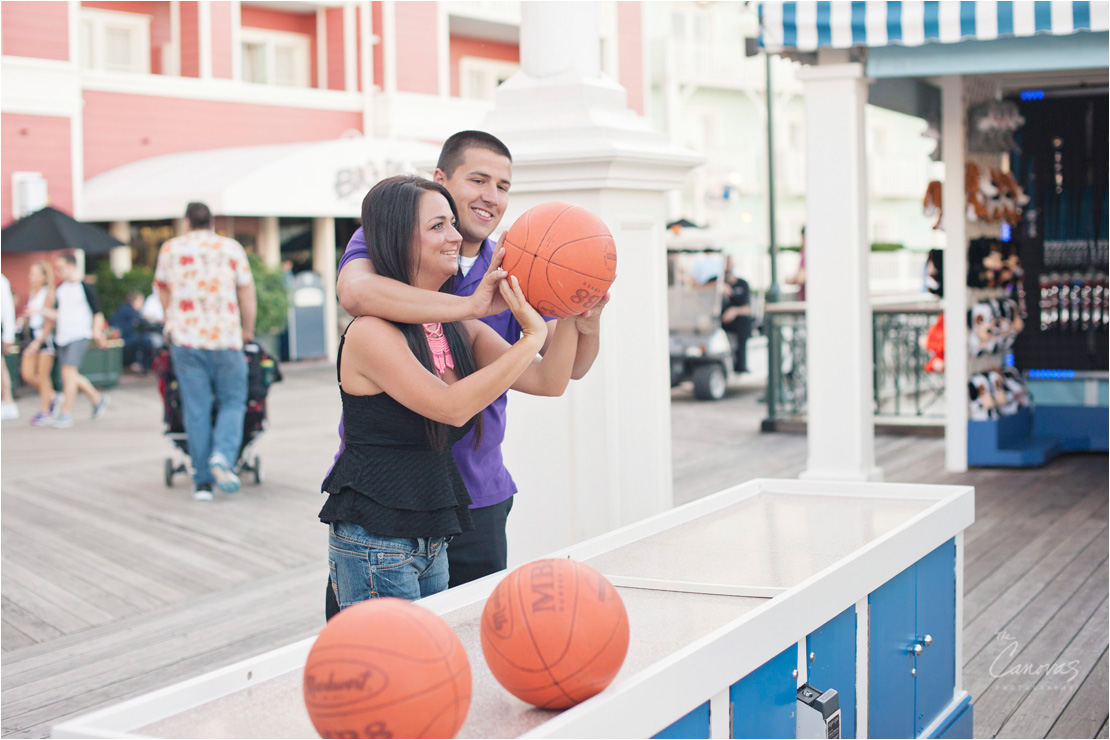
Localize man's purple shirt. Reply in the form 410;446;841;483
327;227;518;508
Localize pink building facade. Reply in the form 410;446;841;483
1;0;648;306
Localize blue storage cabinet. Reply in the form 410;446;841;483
807;606;857;738
869;539;961;738
731;646;796;738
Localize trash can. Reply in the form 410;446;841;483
287;272;327;360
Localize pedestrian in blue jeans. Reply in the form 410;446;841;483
155;202;257;501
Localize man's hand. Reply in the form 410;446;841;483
466;235;510;319
94;333;109;349
574;292;610;336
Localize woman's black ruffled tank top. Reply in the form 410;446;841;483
319;323;475;538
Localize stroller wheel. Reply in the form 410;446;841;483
164;458;175;487
253;455;263;485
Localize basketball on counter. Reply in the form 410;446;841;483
500;202;617;319
303;598;471;739
480;558;629;709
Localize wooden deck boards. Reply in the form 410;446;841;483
2;369;1106;738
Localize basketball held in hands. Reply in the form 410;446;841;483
500;203;617;319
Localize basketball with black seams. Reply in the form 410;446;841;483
303;598;471;738
479;558;630;709
500;202;617;319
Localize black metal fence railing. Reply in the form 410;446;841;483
763;301;944;427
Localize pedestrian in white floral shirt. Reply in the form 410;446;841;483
155;202;256;501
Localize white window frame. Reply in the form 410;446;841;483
11;172;49;221
79;7;152;74
240;27;311;88
458;56;519;101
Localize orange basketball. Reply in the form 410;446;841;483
480;558;629;709
303;598;471;739
501;202;617;319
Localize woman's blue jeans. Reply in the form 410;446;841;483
328;521;449;608
170;345;247;486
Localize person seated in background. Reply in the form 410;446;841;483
110;291;154;373
141;287;166;352
720;256;753;373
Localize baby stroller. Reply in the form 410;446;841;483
154;342;282;487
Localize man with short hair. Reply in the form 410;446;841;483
325;131;606;617
51;253;109;427
156;202;257;501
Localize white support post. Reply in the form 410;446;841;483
360;0;373;131
312;216;338;361
109;221;132;276
257;216;280;268
941;76;969;472
315;7;327;89
343;2;357;93
796;62;882;482
483;1;700;563
198;0;212;79
68;0;84;219
168;0;181;76
229;0;240;81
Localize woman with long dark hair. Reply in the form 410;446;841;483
321;175;579;608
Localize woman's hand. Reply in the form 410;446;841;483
499;275;547;345
466;237;510;319
574;292;610;336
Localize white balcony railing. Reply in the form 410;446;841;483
869;155;931;199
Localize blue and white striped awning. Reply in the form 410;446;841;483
759;1;1110;52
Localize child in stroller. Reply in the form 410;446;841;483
155;341;282;488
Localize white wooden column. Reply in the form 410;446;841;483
315;8;328;89
108;221;132;276
941;76;969;472
173;217;189;236
485;1;701;563
257;215;280;268
312;216;338;360
796;62;882;482
198;0;212;79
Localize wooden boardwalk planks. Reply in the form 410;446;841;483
1;369;1106;738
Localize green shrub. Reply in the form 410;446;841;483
249;253;289;334
94;263;154;319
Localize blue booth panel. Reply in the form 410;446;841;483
731;645;797;739
869;563;917;738
807;605;857;738
914;540;957;735
928;695;974;739
652;701;710;739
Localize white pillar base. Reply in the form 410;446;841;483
799;467;885;483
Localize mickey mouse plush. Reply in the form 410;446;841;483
968;373;998;420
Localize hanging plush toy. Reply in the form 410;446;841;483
923;181;944;230
1002;366;1032;408
968;302;997;355
988;369;1014;415
923;315;945;373
968;373;997;420
966;162;989;221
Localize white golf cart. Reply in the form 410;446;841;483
667;248;734;401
